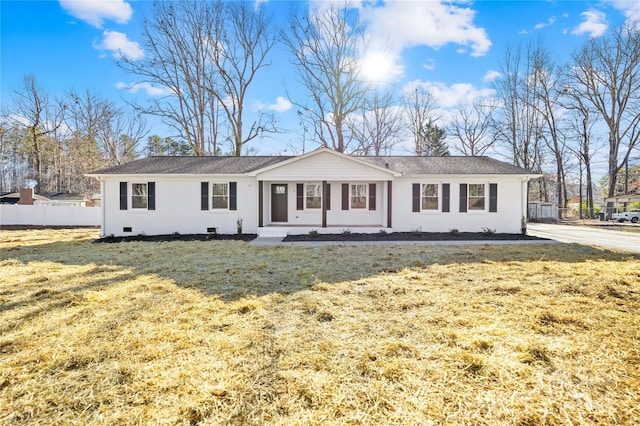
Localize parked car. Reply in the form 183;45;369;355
612;209;640;223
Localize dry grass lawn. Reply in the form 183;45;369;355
1;228;639;425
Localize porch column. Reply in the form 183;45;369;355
387;180;392;228
322;180;328;228
258;180;263;227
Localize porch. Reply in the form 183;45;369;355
257;180;393;233
257;224;390;238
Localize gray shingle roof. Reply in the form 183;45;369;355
88;154;535;176
360;156;534;175
88;156;293;175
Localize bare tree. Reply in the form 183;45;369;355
65;89;147;165
404;87;448;156
492;43;547;200
210;1;278;156
284;1;371;152
530;46;568;218
561;85;599;218
449;98;498;156
567;23;640;200
120;1;276;156
350;91;403;156
10;75;65;192
492;43;546;171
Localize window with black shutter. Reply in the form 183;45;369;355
148;182;155;210
119;182;127;210
342;183;349;210
442;183;450;213
368;183;376;210
296;183;304;210
201;182;209;210
229;182;237;211
459;184;468;213
412;183;420;212
489;183;497;212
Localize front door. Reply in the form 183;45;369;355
271;184;288;222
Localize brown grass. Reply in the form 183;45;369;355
1;228;639;425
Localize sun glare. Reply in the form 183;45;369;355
360;53;395;83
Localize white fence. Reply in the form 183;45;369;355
0;204;101;227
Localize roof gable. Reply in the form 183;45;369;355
249;148;400;179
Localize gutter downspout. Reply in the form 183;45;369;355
101;179;106;237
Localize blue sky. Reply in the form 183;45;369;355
1;0;638;166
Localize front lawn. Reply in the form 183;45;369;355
1;229;638;425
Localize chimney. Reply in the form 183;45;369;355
18;188;34;205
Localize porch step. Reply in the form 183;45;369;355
257;228;288;238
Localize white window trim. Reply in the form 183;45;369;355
305;183;322;210
131;182;148;210
467;182;488;213
211;182;230;211
420;182;441;214
350;183;368;209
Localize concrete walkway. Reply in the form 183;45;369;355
250;236;558;247
527;222;640;253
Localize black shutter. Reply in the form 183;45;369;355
297;183;304;210
148;182;155;210
229;182;237;211
489;183;497;212
442;183;450;213
369;183;376;210
201;182;209;210
325;183;331;210
412;183;420;212
459;184;468;213
342;183;349;210
119;182;127;210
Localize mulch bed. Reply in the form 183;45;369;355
94;234;257;243
283;232;546;242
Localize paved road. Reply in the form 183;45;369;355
527;223;640;253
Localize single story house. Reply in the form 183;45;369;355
87;148;539;237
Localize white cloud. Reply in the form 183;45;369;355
59;0;132;28
116;82;171;96
422;58;436;71
94;30;143;60
483;70;501;83
358;1;492;57
254;0;268;12
254;97;293;113
572;10;608;38
535;16;557;30
604;0;640;24
402;80;494;115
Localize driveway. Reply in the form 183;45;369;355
527;223;640;253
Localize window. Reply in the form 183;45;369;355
306;184;322;209
468;184;485;210
131;183;148;209
212;183;229;209
421;184;438;210
201;182;236;211
351;184;367;209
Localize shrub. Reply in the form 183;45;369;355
482;227;496;237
